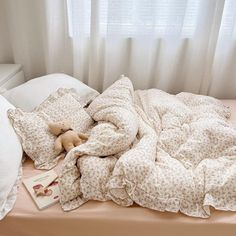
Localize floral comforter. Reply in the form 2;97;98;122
58;76;236;218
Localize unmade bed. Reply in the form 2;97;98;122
0;99;236;236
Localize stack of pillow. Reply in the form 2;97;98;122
0;73;99;219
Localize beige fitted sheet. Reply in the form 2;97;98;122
0;99;236;236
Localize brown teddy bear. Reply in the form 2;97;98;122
48;121;88;153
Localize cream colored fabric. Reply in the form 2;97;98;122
59;77;138;209
8;88;93;169
59;77;236;218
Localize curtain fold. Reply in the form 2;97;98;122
0;0;235;98
1;0;72;79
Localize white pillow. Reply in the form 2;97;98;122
3;73;99;111
0;95;22;220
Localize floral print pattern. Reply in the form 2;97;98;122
8;76;236;218
59;77;236;218
8;88;93;169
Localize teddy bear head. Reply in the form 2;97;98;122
48;121;72;136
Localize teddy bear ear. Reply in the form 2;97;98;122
61;120;71;127
48;122;56;128
78;133;89;140
65;119;70;124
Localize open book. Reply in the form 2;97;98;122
23;169;60;210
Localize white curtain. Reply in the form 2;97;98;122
0;0;236;98
0;0;73;78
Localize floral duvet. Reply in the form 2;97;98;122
58;76;236;218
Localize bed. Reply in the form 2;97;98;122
0;100;236;236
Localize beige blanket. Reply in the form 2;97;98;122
58;76;236;218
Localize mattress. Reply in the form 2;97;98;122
0;99;236;236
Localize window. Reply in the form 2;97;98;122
66;0;200;38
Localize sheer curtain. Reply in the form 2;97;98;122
68;0;236;98
1;0;236;98
1;0;72;78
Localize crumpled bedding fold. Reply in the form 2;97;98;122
58;76;236;218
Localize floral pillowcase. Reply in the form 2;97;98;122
8;88;93;169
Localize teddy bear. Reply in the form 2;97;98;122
48;121;88;153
